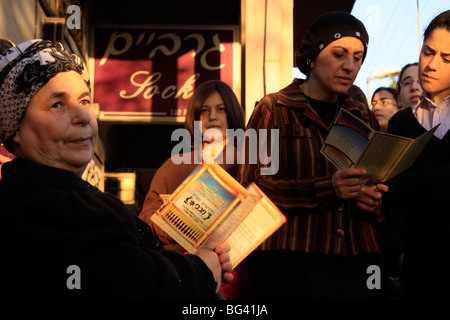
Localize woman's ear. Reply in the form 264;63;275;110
9;130;22;157
396;95;402;107
12;130;21;145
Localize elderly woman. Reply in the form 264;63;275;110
0;40;231;299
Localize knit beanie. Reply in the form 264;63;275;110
0;39;89;152
295;11;369;76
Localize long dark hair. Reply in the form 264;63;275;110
371;86;399;108
396;62;418;94
423;10;450;41
184;80;245;136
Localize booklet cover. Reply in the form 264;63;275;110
321;108;438;182
151;161;286;268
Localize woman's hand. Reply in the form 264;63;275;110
332;168;388;213
332;168;366;199
214;241;234;285
354;182;388;213
195;240;234;292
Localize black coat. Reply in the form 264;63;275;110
0;158;216;299
384;107;450;299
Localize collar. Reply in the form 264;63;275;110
413;91;450;115
1;157;91;192
275;78;372;123
275;78;309;108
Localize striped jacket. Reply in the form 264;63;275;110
238;79;382;255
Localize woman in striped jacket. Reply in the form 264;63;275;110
238;11;388;299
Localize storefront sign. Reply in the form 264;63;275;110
90;25;240;122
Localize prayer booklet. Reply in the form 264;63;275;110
151;161;286;269
321;108;438;182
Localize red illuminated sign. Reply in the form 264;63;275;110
90;26;240;122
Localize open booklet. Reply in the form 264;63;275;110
321;108;438;182
151;161;286;269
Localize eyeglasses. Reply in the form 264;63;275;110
399;79;420;87
371;100;396;108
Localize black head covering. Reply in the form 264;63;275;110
295;11;369;76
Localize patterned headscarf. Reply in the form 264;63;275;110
0;39;89;152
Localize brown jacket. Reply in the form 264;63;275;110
238;79;382;255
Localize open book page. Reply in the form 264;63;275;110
151;162;286;269
151;162;249;254
322;124;369;166
356;132;412;181
200;193;262;251
321;108;438;182
321;108;372;169
225;182;286;268
384;126;438;180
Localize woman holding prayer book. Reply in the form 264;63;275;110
383;10;450;299
139;80;248;299
139;80;245;251
238;11;389;299
0;40;232;299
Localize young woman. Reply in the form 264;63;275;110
139;80;245;247
396;62;423;108
139;80;245;299
239;11;388;299
384;10;450;299
371;86;400;132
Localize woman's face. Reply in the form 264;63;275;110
419;27;450;104
13;71;97;176
371;90;399;132
309;36;365;100
199;90;229;144
398;65;422;107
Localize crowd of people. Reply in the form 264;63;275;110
0;9;449;300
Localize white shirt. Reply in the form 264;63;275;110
412;92;450;139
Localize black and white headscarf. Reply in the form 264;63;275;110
0;39;89;152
